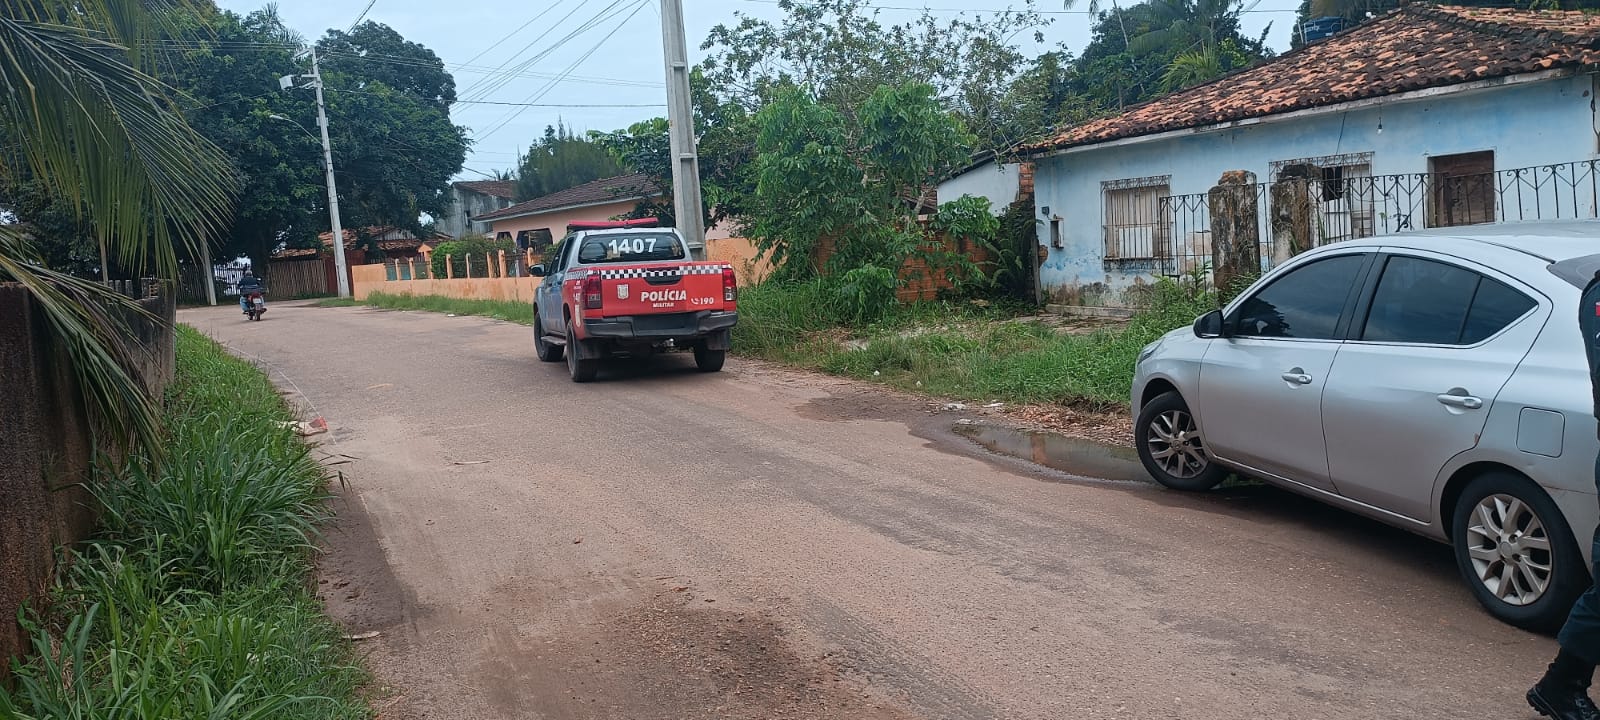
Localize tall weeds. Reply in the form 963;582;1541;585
0;327;368;719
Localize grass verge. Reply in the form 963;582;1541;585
321;281;1210;411
0;326;369;719
331;292;533;324
734;280;1215;410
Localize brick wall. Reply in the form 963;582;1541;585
813;222;993;302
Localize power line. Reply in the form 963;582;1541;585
459;0;571;67
460;0;640;103
476;0;652;140
734;0;1297;13
458;0;612;101
348;0;379;31
136;38;660;89
326;88;661;107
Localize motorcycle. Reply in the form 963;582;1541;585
240;288;266;321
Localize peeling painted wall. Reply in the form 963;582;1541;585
1033;74;1599;306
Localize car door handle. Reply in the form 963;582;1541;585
1280;370;1313;385
1437;393;1484;410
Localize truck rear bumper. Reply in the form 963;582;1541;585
583;310;738;340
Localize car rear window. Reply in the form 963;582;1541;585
577;232;685;264
1360;256;1536;345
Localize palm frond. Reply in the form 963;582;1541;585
0;10;237;279
0;225;161;452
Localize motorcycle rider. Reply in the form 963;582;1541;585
237;274;263;314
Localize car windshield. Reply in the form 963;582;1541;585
577;232;685;264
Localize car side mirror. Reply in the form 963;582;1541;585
1194;309;1227;339
530;264;548;277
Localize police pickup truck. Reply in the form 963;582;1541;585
530;220;738;382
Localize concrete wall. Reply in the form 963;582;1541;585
353;237;773;302
438;187;515;239
1033;73;1600;306
0;285;175;682
939;162;1023;215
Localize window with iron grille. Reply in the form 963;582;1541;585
1102;176;1171;260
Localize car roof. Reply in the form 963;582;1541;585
1319;220;1600;289
1374;220;1600;262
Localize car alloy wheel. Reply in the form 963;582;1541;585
1147;409;1207;480
1450;472;1586;632
1463;493;1553;607
1133;391;1227;491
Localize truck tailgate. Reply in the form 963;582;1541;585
595;263;729;317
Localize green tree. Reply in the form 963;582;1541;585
588;71;757;228
166;7;323;274
699;0;1049;152
0;0;236;447
514;122;628;201
746;83;973;280
1071;0;1269;108
314;21;469;241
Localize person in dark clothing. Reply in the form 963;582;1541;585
237;274;262;313
1528;272;1600;720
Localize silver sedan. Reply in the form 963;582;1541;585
1131;221;1600;631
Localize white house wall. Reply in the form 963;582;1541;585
938;162;1022;215
1033;73;1599;306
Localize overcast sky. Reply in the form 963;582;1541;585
219;0;1303;181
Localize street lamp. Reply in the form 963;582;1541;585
273;49;350;297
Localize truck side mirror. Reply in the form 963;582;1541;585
530;264;548;277
1194;309;1227;338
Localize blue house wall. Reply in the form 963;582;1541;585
1032;73;1600;306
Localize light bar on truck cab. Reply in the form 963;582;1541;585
566;218;661;231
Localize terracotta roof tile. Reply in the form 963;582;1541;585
472;173;659;223
1025;5;1600;153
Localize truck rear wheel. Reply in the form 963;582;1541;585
693;345;725;373
566;322;599;383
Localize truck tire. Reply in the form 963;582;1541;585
693;345;725;373
566;322;599;383
534;317;563;362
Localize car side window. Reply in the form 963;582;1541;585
1232;255;1366;339
542;239;567;274
1361;257;1479;344
1359;256;1536;345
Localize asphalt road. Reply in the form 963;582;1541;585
184;301;1560;720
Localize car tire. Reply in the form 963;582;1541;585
534;317;563;362
566;322;599;383
693;345;725;373
1450;472;1588;633
1135;391;1227;491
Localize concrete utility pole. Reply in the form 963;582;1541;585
659;0;706;259
280;48;350;297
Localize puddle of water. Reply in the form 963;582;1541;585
953;423;1149;484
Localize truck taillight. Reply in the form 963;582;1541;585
582;272;602;309
722;266;737;302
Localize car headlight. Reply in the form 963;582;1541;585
1137;340;1160;365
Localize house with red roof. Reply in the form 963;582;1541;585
1016;5;1600;307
